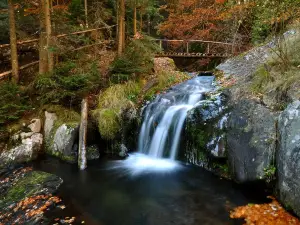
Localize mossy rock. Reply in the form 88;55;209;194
0;170;63;209
44;106;80;163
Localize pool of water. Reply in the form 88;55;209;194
33;155;268;225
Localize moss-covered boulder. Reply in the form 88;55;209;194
44;107;80;163
184;92;230;177
0;167;63;224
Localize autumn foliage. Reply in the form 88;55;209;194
230;197;300;225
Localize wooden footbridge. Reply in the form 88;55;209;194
153;39;235;58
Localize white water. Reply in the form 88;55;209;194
138;76;215;159
117;76;216;174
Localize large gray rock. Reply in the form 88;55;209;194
44;110;80;163
227;99;277;183
277;100;300;216
0;133;43;168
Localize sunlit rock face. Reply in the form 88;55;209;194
277;100;300;217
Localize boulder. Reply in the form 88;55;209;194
277;100;300;216
0;133;43;168
87;145;100;160
44;110;80;163
0;168;63;224
227;99;277;183
47;123;79;163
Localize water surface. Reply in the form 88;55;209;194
33;156;265;225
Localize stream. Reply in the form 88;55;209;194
33;75;268;225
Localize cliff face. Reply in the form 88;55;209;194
216;29;300;216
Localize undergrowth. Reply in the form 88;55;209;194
92;81;141;140
251;31;300;109
109;36;160;83
0;82;30;126
33;60;102;106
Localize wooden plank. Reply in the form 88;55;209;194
153;39;234;46
0;61;39;80
0;25;117;49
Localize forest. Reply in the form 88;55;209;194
1;0;300;224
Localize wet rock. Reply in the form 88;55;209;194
227;99;277;183
0;133;43;168
119;144;129;158
207;135;226;158
50;124;79;163
0;167;63;224
87;145;100;160
277;100;300;217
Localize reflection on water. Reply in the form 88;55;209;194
33;156;265;225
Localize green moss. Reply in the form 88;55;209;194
93;81;141;140
0;171;53;208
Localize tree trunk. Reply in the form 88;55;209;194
8;0;19;83
147;13;150;35
45;0;53;72
84;0;88;27
140;12;143;32
133;4;137;35
117;0;125;56
39;0;48;73
78;98;88;170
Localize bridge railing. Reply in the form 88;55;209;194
152;39;236;56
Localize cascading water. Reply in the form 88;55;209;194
119;75;216;174
138;76;215;159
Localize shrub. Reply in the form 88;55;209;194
34;60;102;106
109;36;160;83
0;82;30;125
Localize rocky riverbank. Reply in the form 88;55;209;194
214;30;300;217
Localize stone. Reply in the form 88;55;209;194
277;100;300;217
227;99;277;183
119;144;128;158
44;111;57;140
0;168;63;224
0;133;43;168
28;119;42;133
51;124;79;163
87;145;100;160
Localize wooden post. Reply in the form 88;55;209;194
8;0;19;83
159;40;162;50
207;43;210;54
186;41;189;54
78;98;88;170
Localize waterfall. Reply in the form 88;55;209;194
138;76;215;160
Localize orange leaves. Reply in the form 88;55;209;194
230;197;300;225
215;0;226;4
159;0;223;40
